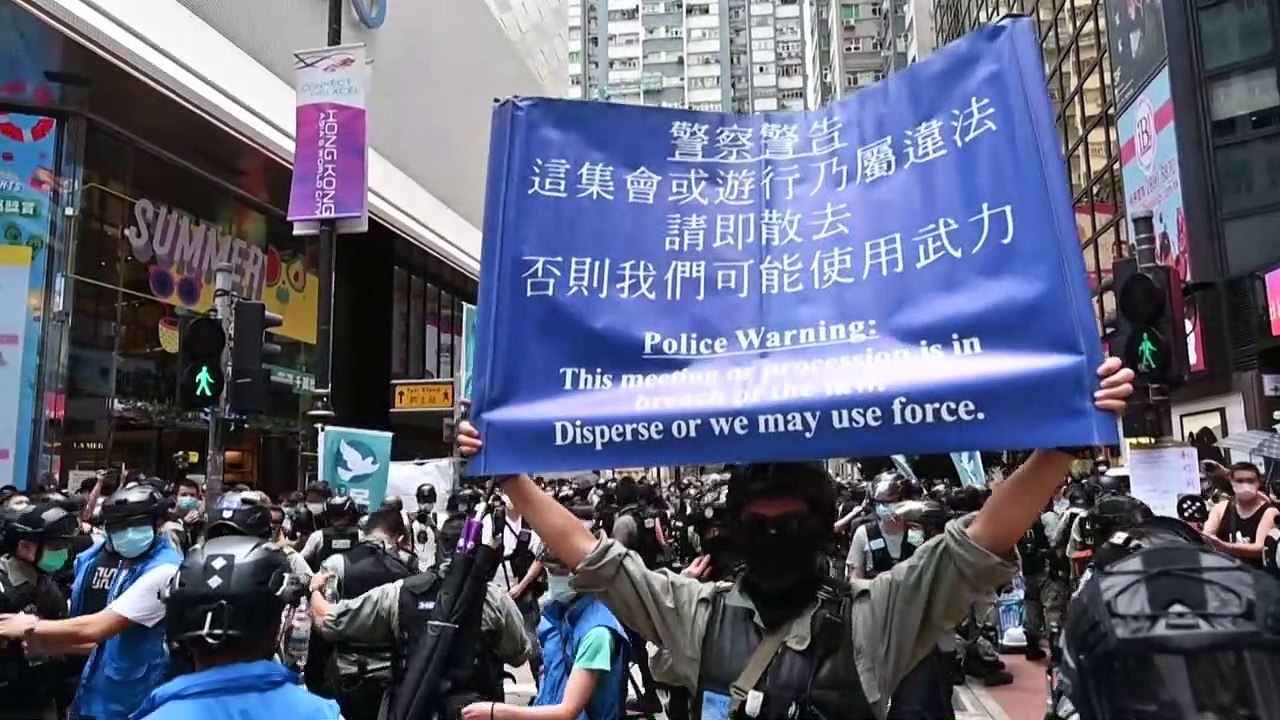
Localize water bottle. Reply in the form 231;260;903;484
286;599;311;669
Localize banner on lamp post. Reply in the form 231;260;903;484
289;43;370;236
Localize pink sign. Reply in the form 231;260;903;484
1267;267;1280;337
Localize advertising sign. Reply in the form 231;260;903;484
0;112;58;488
459;302;478;400
466;19;1117;475
320;425;393;508
121;195;319;344
288;43;370;234
1117;67;1206;372
1104;0;1168;111
1267;266;1280;337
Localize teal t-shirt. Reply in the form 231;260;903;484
573;626;615;672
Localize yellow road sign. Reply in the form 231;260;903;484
391;379;455;412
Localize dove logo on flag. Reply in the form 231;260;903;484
321;426;394;508
335;439;380;483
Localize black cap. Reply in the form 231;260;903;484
204;493;273;540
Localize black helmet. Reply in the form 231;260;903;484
305;480;332;498
2;503;76;550
1061;540;1280;719
447;488;482;515
204;493;273;540
415;483;437;507
895;499;949;533
162;535;295;647
324;494;358;520
100;485;166;527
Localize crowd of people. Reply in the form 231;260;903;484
0;358;1277;719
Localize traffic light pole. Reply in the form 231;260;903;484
206;262;235;505
1130;210;1174;440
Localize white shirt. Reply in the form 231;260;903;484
107;564;179;628
482;514;544;591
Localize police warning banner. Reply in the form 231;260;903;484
467;18;1118;476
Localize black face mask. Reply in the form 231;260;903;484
739;513;825;627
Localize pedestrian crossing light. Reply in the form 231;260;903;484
231;301;284;415
179;316;225;409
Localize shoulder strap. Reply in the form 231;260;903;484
729;621;790;715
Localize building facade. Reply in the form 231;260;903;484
568;0;826;112
827;0;890;96
902;0;936;64
935;0;1280;447
1;0;551;493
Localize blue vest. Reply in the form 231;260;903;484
534;595;629;720
71;536;182;720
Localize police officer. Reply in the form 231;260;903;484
456;357;1133;719
131;535;340;720
610;479;664;713
411;483;438;572
0;485;183;720
1018;499;1067;662
0;503;77;719
437;486;482;571
848;473;919;580
315;508;417;719
309;531;531;716
301;494;361;571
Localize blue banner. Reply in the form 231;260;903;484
320;425;393;508
469;18;1117;476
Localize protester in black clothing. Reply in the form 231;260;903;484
1202;461;1278;569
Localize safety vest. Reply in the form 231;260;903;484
392;572;504;703
865;523;917;577
0;563;63;711
314;525;359;568
71;537;182;720
535;595;628;720
620;506;663;568
695;584;871;720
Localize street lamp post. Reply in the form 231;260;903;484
305;0;345;442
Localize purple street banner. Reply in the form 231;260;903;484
467;18;1118;475
288;43;369;235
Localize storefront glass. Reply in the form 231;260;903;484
49;125;317;487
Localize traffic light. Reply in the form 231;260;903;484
1117;263;1187;387
1098;256;1138;359
230;301;283;414
179;316;225;409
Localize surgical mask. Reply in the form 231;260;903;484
1053;498;1069;514
875;502;898;520
907;529;925;546
36;548;68;574
108;525;156;559
7;500;29;511
306;502;325;515
1233;483;1260;503
176;496;200;512
546;574;575;604
283;506;298;519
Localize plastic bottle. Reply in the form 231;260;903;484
286;599;311;669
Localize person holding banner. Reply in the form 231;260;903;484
455;358;1132;719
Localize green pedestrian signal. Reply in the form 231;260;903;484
1137;331;1159;372
179;316;226;409
195;364;216;397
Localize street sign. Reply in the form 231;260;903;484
391;379;455;412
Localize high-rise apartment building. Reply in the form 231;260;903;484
826;1;890;96
902;0;936;64
567;0;827;112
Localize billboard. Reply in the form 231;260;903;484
1117;67;1206;373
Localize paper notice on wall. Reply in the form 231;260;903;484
1128;444;1200;518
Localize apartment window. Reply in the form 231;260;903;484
690;27;721;40
691;102;723;111
610;58;640;70
569;28;582;40
751;39;775;51
845;72;858;87
779;64;803;76
752;15;772;27
871;3;881;15
779;89;803;99
609;7;639;20
778;41;801;53
688;4;710;15
569;51;582;63
689;52;718;64
842;4;859;19
692;76;721;88
755;64;772;74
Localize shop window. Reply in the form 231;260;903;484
392;267;408;377
1215;133;1280;214
1223;208;1280;274
410;276;425;377
1199;0;1273;72
1209;66;1280;140
439;290;456;379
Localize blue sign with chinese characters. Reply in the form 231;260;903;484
468;18;1117;475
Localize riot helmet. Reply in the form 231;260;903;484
204;492;273;540
3;503;77;573
415;483;438;509
1060;528;1280;719
162;535;296;655
324;494;359;525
